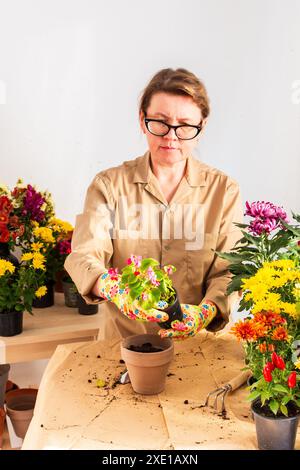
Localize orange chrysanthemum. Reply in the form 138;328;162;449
231;320;262;341
253;311;286;327
271;326;289;341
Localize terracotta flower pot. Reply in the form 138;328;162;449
121;334;174;395
5;388;38;439
0;364;10;407
0;406;5;449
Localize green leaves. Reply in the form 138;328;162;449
269;400;279;415
120;256;175;311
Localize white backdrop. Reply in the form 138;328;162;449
1;0;299;224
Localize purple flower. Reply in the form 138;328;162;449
245;201;277;218
249;217;278;235
245;201;288;236
23;185;45;222
57;240;71;255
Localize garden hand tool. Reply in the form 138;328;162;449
201;370;252;415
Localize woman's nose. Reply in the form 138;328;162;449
163;128;178;139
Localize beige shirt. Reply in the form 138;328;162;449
65;151;243;340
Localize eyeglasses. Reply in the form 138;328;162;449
144;117;202;140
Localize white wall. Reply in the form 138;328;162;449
1;0;299;225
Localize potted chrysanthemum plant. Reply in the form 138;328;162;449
120;255;183;329
218;200;300;449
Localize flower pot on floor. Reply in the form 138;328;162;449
157;288;183;329
62;279;78;307
77;294;98;315
32;281;54;308
5;388;38;439
0;364;10;407
0;311;23;337
0;406;5;449
121;333;174;395
251;399;300;450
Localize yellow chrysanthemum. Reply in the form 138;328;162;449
294;359;300;370
35;286;47;298
21;252;34;261
32;252;46;270
0;259;15;277
31;242;44;252
33;227;55;243
49;217;73;233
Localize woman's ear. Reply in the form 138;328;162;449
139;110;146;134
200;117;208;134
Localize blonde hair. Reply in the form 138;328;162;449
139;68;210;118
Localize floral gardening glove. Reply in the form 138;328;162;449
158;300;218;340
98;269;169;323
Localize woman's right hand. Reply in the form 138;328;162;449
96;270;169;324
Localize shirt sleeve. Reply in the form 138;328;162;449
204;179;244;332
64;174;114;304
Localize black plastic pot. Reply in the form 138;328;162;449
77;294;98;315
158;290;183;329
62;280;78;308
0;243;19;268
0;311;23;337
32;281;54;308
251;399;300;450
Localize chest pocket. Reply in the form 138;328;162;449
187;233;218;291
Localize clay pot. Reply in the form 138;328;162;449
5;388;38;439
0;406;5;449
0;364;10;407
121;334;174;395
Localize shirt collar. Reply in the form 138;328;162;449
133;151;207;187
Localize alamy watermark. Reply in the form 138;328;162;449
89;197;205;250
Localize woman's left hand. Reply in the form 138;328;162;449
158;300;217;340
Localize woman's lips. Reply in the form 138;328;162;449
160;146;177;150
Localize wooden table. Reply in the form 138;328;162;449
22;332;261;450
0;293;101;364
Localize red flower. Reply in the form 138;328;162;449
0;224;10;242
287;371;297;389
0;196;12;214
271;352;285;370
263;364;273;382
265;361;275;372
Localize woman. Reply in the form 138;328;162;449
65;68;243;341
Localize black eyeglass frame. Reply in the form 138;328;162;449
144;117;203;140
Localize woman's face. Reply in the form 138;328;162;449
140;92;205;166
